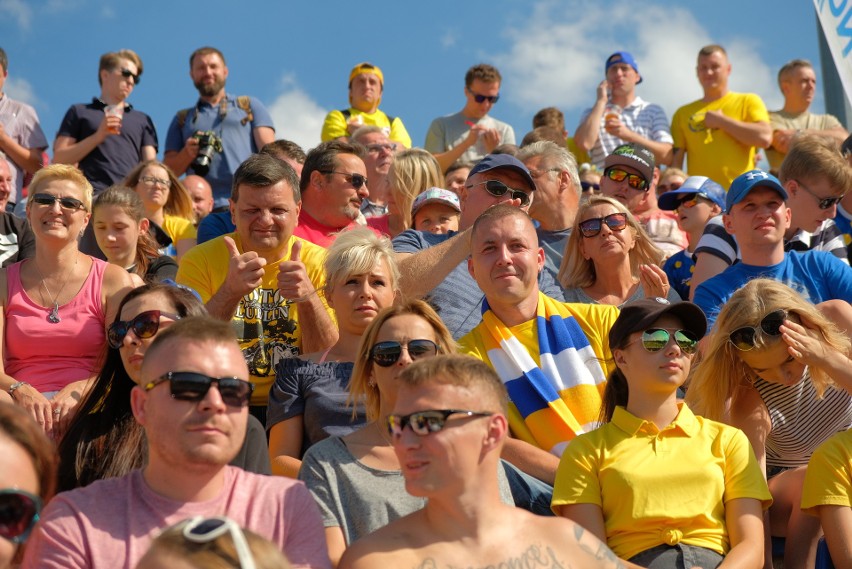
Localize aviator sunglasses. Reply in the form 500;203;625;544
387;409;493;438
605;167;648;191
0;489;42;544
627;328;699;355
370;339;438;367
321;171;368;190
465;180;531;207
578;212;628;238
107;310;181;349
144;371;254;407
31;193;87;212
728;309;788;351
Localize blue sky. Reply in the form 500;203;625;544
0;0;832;158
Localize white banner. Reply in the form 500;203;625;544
814;0;852;102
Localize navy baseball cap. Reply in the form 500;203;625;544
468;153;536;193
605;51;642;84
658;176;726;211
725;170;788;213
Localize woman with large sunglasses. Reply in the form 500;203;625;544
0;164;136;438
687;279;852;569
267;228;399;478
558;196;679;307
554;297;770;569
0;402;57;568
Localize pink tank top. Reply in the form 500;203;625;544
5;257;107;393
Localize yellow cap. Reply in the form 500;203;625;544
349;62;384;86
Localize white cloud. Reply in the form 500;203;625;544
441;29;458;49
267;75;327;152
0;0;31;29
4;77;38;107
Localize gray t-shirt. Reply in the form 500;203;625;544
424;111;516;165
561;283;682;306
537;226;570;284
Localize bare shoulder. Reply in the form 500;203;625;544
520;513;624;569
338;519;421;569
102;261;136;290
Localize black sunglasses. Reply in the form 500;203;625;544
465;180;531;207
578;212;628;238
321;171;368;189
31;193;87;212
467;88;499;104
108;310;181;349
119;67;139;84
0;489;41;544
627;328;699;355
387;409;493;437
144;371;254;407
370;339;438;367
795;180;844;210
729;309;788;351
605;167;648;191
580;181;600;192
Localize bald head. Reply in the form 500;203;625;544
183;175;214;222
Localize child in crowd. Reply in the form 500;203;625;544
411;188;461;235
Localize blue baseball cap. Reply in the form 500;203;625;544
725;170;788;213
658;176;726;211
468;153;536;193
605;51;642;84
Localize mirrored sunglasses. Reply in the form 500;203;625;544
107;310;181;349
630;328;699;355
605;167;648;191
578;212;628;238
387;409;493;438
466;180;531;207
0;489;41;544
31;193;87;212
144;371;254;407
370;339;438;367
728;309;788;351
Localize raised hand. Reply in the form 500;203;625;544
277;240;315;303
222;235;267;299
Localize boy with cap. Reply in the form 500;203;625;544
321;62;411;148
658;176;725;299
692;169;852;329
575;51;673;169
411;187;461;234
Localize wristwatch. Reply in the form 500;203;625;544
8;381;29;397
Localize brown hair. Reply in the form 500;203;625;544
0;402;57;503
698;44;727;59
92;186;161;277
123;160;194;221
465;63;502;88
778;134;851;192
189;46;226;68
98;49;143;85
777;59;813;90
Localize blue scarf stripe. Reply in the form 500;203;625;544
505;368;562;418
536;313;593;356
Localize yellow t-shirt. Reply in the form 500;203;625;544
801;429;852;515
671;92;769;188
321;108;412;148
175;233;330;405
552;404;772;560
162;214;197;244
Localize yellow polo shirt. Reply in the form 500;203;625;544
802;429;852;515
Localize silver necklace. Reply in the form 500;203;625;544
32;254;78;324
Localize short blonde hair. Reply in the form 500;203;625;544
324;227;400;298
389;149;443;230
28;164;94;211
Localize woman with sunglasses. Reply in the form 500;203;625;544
0;165;136;438
687;279;852;569
558;196;678;307
268;228;399;478
0;402;57;568
374;148;442;237
123;160;196;260
554;298;770;569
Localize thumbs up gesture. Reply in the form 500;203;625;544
277;240;315;303
222;236;267;299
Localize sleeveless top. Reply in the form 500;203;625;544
5;257;107;392
754;374;852;467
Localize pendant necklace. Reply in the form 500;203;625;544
33;254;78;324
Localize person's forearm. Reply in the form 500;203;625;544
205;285;242;321
718;541;765;569
671;148;685;169
53;134;103;165
163;149;192;177
297;297;338;354
806;126;848;144
0;136;42;174
500;437;559;485
716;117;772;148
574;104;606;152
432;141;475;173
270;455;302;478
619;132;673;166
397;228;472;297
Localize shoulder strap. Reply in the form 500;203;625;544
236;96;253;126
176;108;193;129
340;109;351;120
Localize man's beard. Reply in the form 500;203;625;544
194;77;226;98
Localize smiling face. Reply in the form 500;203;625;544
231;181;300;258
614;315;693;396
118;291;183;383
190;52;228;98
327;259;396;336
26;178;91;244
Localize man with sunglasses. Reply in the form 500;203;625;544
23;318;331;569
692;169;852;330
424;63;516;172
339;355;621;569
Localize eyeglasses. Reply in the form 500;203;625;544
179;516;256;569
30;193;87;212
108;310;181;349
795;180;844;210
387;409;493;438
528;167;560;179
140;175;170;188
465;180;531;207
467;88;499;104
144;371;254;407
627;328;699;355
580;181;600;192
0;489;41;544
365;143;397;154
605;168;648;191
728;309;788;351
321;171;368;189
119;68;140;85
578;212;628;237
370;339;438;367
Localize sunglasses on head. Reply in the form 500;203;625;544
0;489;41;544
179;516;256;569
119;68;139;84
31;193;87;212
108;310;181;349
467;88;499;104
627;328;699;354
144;371;254;407
387;409;493;438
578;212;628;238
728;309;788;351
580;181;600;192
605;167;648;191
370;339;438;367
466;180;531;207
321;171;368;189
795;180;844;210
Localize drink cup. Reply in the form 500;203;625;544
104;104;124;134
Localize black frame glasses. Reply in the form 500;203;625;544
627;328;699;355
578;212;628;238
605;167;648;191
107;310;181;349
728;309;788;351
370;339;438;367
30;193;87;212
119;67;139;84
144;371;254;407
465;180;531;207
387;409;493;438
467;87;499;104
795;180;845;210
0;488;42;544
321;171;368;189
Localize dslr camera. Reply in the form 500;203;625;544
191;130;223;177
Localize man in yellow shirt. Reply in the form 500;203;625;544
671;45;772;188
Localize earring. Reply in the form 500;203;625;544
368;379;375;387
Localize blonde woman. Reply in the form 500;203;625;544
379;148;442;236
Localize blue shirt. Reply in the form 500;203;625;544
663;249;695;300
197;211;235;244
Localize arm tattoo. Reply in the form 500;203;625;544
413;543;568;569
573;523;626;569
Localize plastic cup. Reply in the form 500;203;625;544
104;104;124;134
